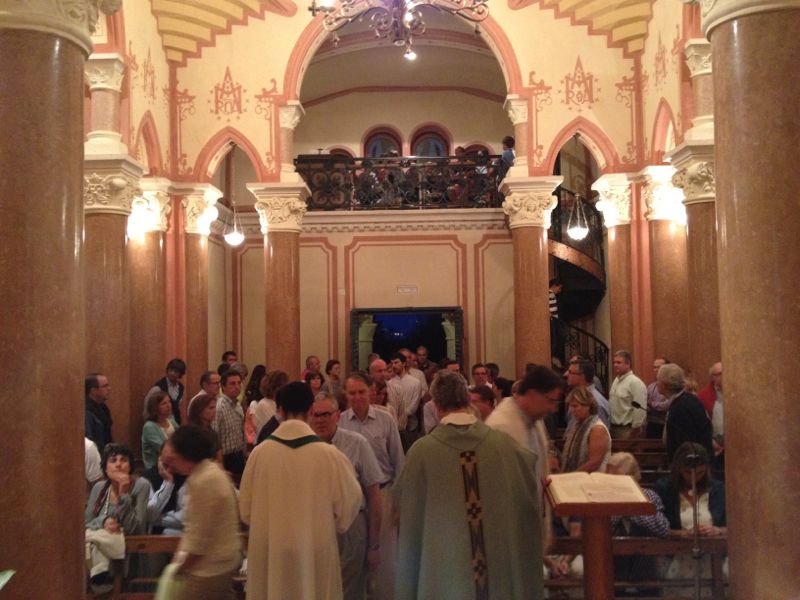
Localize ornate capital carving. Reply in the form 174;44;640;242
499;176;562;229
640;166;686;223
0;0;122;56
684;39;712;78
133;177;173;232
592;173;632;227
249;183;309;233
503;95;529;126
84;52;125;92
174;184;221;235
278;101;305;130
502;192;558;228
83;155;143;215
702;0;799;36
673;160;716;205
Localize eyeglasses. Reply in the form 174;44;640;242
312;411;336;418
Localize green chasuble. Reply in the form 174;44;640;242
393;419;544;600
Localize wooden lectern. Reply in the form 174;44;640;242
546;472;655;600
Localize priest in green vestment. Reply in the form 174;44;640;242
392;369;544;600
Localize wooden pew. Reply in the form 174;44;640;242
106;534;727;600
548;536;728;600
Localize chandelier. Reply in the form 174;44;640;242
566;194;590;241
309;0;490;59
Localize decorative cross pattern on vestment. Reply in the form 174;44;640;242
460;450;489;600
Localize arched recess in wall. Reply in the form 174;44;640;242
194;127;266;182
544;117;620;175
134;111;164;176
283;15;523;100
362;126;404;157
410;123;452;156
650;99;677;164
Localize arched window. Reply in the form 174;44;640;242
364;129;402;158
411;130;449;157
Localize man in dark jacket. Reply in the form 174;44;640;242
146;358;186;424
85;373;113;452
658;363;713;460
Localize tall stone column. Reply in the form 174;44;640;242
593;173;634;354
669;38;719;385
704;1;800;596
278;101;305;182
0;2;120;598
500;176;563;376
83;49;143;450
128;178;171;432
249;183;309;378
177;184;221;396
504;95;529;176
641;165;690;369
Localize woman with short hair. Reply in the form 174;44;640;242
560;386;611;473
142;391;179;469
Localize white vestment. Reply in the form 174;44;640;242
239;419;362;600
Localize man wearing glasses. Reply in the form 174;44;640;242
85;373;113;452
311;393;383;600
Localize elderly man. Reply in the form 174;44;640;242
659;363;713;461
85;373;113;452
240;382;362;600
393;370;544;600
609;350;648;439
181;370;221;423
339;373;405;600
566;359;610;428
311;394;383;600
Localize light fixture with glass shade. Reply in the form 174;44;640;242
224;199;245;247
566;194;590;241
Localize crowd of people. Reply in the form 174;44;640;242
82;345;726;599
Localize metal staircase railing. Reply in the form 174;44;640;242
552;317;610;393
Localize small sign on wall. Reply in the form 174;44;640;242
397;285;418;294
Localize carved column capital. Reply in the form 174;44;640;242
132;177;173;233
278;101;305;130
640;166;686;223
0;0;122;56
174;184;221;235
673;160;716;206
592;173;632;227
499;176;562;229
84;52;125;92
83;155;143;216
503;95;529;125
701;0;799;36
685;39;712;78
249;183;310;233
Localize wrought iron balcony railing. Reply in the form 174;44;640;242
294;154;505;210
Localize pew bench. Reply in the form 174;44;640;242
102;534;727;600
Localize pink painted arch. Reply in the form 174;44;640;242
193;127;267;182
134;111;165;176
543;116;621;175
650;98;677;164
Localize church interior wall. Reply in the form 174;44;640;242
208;237;229;368
294;91;508;156
123;5;171;173
641;0;685;161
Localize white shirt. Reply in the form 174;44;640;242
387;373;424;430
84;438;102;484
609;371;648;428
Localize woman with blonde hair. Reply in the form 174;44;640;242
560;385;611;473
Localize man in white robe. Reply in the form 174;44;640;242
240;381;362;600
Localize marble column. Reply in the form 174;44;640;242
593;174;634;355
278;101;305;182
703;1;800;596
177;184;221;397
504;95;529;176
249;183;309;379
128;178;171;433
84;52;127;155
668;38;719;384
500;176;563;376
641;166;690;370
0;2;119;598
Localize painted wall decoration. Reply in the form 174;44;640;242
615;67;641;164
529;71;553;167
254;79;280;175
560;57;600;112
209;67;249;122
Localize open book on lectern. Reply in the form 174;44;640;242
546;472;649;506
